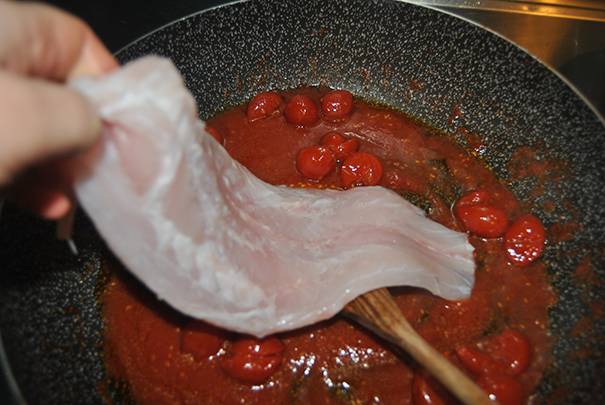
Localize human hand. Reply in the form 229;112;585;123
0;1;117;219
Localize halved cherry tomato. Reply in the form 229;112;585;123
321;89;354;121
412;372;454;405
246;92;282;122
284;95;319;126
220;337;285;384
296;145;336;181
455;346;504;376
205;126;223;145
477;374;524;405
456;205;509;238
180;320;226;360
504;214;546;266
320;132;360;162
484;329;531;376
340;152;383;188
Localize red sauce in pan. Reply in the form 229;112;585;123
102;88;556;404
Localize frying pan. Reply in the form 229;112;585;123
1;0;604;403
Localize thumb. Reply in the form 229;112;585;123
0;70;100;186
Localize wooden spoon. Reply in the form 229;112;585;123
343;288;495;405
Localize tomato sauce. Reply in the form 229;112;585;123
102;87;556;404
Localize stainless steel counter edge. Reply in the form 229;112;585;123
404;0;605;22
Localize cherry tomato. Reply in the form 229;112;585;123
477;374;524;405
340;152;383;188
320;131;347;149
455;190;491;210
180;320;226;360
220;337;285;384
320;132;360;162
246;92;282;122
454;190;508;238
336;139;360;161
504;214;546;266
456;205;509;238
205;126;223;145
455;346;504;376
284;95;319;126
484;329;531;376
412;373;454;405
296;146;336;181
321;89;354;121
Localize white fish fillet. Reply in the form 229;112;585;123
71;56;475;337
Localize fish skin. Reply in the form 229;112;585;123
70;57;475;337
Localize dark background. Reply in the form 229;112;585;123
51;0;227;52
49;0;227;52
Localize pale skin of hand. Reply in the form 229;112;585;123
0;0;117;219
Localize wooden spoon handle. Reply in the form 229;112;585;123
343;288;494;405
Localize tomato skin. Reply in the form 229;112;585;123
455;190;491;211
205;126;223;145
296;145;336;181
477;374;524;405
220;337;285;384
484;329;531;376
340;152;383;188
320;132;360;162
412;373;454;405
320;131;346;148
456;205;509;238
454;190;508;238
336;139;360;162
247;92;282;122
456;346;504;376
321;89;354;121
180;320;226;360
284;95;319;126
504;214;546;266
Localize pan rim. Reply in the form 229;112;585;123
410;0;605;127
113;0;605;128
0;331;26;405
0;200;25;404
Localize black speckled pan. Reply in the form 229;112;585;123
1;0;604;403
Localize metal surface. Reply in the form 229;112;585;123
415;1;605;118
407;0;605;21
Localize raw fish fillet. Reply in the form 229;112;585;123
71;57;475;337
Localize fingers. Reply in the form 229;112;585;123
0;70;100;186
11;180;71;219
70;28;119;79
0;1;117;80
9;161;73;219
0;1;116;218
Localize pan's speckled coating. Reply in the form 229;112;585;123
1;0;604;403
